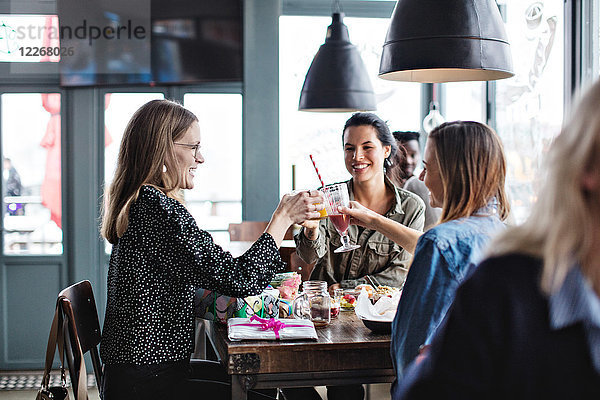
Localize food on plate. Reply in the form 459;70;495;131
340;294;356;309
355;284;375;298
373;285;401;301
352;284;400;302
340;290;361;309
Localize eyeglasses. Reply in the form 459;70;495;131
174;142;201;159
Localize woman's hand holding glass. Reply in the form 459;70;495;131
339;200;381;230
299;188;327;240
267;190;323;246
279;190;324;225
340;199;422;254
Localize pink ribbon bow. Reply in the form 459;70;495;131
233;315;309;340
249;315;287;339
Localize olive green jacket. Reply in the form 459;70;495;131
295;178;425;288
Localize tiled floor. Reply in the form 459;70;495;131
0;388;100;400
0;373;96;391
0;377;389;400
0;387;390;400
0;371;100;400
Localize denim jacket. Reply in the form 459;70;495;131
391;205;506;379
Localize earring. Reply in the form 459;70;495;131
162;164;167;173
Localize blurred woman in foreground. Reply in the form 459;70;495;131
396;81;600;399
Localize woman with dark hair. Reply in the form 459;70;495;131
291;112;425;400
100;99;323;400
296;112;425;293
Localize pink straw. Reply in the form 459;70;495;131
309;154;325;188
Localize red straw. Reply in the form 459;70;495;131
309;154;325;188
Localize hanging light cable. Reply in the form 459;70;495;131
423;83;445;134
298;0;376;112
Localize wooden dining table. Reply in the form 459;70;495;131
196;311;395;399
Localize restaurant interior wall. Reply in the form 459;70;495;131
0;0;598;370
0;0;276;370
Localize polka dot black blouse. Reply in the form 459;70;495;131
100;185;283;365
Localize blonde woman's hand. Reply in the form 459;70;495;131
277;190;324;225
266;190;324;246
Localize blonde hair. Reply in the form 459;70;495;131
490;80;600;294
101;99;198;244
429;121;510;224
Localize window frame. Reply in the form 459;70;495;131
0;86;65;259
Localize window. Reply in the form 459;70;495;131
582;0;599;86
279;15;421;193
2;93;62;254
102;92;241;248
494;1;564;223
597;1;600;80
104;92;165;189
184;93;243;246
103;92;165;252
443;82;485;122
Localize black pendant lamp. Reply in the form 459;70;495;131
299;11;376;112
379;0;514;83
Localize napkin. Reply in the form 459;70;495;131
354;289;401;322
228;317;318;341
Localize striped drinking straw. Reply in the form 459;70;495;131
309;154;325;188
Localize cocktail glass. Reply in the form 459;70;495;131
322;183;360;253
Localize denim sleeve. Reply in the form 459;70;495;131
391;235;461;378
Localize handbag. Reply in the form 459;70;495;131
36;299;88;400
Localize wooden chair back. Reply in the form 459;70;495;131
58;280;103;395
228;221;269;242
228;221;294;241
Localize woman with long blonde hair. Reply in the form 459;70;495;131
397;81;600;398
100;99;322;400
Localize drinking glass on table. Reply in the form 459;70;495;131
322;183;360;253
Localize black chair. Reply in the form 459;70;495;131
58;280;275;399
59;280;103;398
